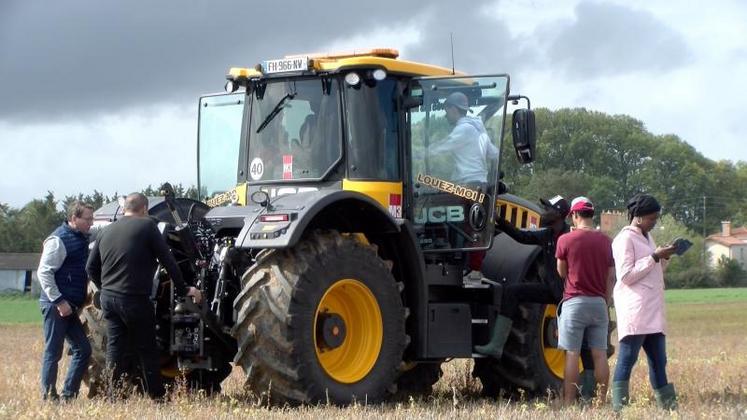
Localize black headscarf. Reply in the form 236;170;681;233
626;193;661;221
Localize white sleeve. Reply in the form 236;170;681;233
37;237;67;303
431;124;472;154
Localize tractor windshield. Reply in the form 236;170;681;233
246;79;341;182
197;93;244;202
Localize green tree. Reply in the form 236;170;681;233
714;256;747;287
0;192;64;253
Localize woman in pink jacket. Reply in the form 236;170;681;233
611;194;678;411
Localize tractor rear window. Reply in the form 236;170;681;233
247;79;341;182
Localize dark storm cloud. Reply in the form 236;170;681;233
546;2;693;78
1;0;691;123
405;7;535;77
1;0;496;122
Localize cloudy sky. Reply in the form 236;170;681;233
1;0;745;208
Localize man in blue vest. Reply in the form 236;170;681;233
37;201;95;401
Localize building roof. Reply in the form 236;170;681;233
706;235;747;247
0;253;41;270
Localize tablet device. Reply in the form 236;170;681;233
671;237;693;256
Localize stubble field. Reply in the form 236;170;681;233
1;289;746;419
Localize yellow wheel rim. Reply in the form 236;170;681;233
314;279;383;383
542;304;583;379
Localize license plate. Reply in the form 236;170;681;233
263;57;308;74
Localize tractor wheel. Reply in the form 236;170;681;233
395;362;443;397
79;283;108;398
474;302;615;398
473;303;562;398
232;230;407;404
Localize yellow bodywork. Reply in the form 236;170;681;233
228;48;463;81
341;179;402;212
496;198;541;229
205;183;248;207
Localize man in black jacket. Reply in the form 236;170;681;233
86;193;201;400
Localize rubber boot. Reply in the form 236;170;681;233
579;369;596;403
611;381;629;412
654;383;677;410
474;315;512;359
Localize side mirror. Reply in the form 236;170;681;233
512;109;536;164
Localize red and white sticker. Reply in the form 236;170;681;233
282;155;293;180
388;193;402;218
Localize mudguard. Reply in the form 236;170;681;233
235;189;400;249
481;232;541;285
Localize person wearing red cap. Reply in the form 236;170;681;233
478;195;597;399
555;197;615;405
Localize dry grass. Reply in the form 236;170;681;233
2;298;747;419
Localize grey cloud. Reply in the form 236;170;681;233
405;5;536;77
0;0;454;122
545;1;693;78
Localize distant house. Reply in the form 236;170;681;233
600;211;626;236
705;221;747;269
0;253;40;293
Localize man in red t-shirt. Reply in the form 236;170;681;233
555;197;615;405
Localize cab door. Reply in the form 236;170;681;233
408;75;510;252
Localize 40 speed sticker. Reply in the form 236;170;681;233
249;158;264;180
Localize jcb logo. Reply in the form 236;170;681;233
415;206;465;224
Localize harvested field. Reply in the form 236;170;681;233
1;289;746;419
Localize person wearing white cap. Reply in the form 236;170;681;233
555;196;615;405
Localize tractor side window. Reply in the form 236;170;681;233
345;79;400;180
409;76;508;252
197;93;244;202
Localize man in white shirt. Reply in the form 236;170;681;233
430;91;499;185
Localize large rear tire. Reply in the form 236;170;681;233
80;283;108;398
474;302;615;398
232;231;407;404
473;302;562;398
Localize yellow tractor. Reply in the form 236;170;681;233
83;48;579;403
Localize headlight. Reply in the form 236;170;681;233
344;72;361;86
372;69;387;81
224;80;238;93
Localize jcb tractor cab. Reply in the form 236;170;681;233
84;48;565;404
195;48;557;402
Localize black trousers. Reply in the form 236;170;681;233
500;283;594;369
101;292;165;399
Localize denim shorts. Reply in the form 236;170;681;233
558;296;608;351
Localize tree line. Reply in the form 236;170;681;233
2;108;746;287
499;108;747;287
0;184;196;253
